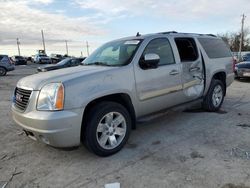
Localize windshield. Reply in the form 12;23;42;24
84;39;142;66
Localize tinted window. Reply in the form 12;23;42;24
175;38;198;62
71;59;80;66
243;55;250;61
0;55;8;61
198;38;232;58
143;38;175;66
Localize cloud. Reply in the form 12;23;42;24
0;1;104;47
32;0;54;4
75;0;250;22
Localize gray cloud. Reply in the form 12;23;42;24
0;1;104;47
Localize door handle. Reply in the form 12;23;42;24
189;67;200;72
169;70;179;75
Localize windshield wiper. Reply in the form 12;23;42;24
84;62;113;66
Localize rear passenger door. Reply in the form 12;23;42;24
174;37;204;100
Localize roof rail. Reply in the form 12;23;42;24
157;31;217;37
206;34;217;37
158;31;178;34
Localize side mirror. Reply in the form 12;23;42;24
139;53;160;70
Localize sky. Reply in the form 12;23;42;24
0;0;250;57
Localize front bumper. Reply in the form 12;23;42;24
12;105;83;147
39;59;51;64
235;70;250;78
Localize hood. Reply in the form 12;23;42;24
38;64;62;71
17;65;115;90
236;61;250;69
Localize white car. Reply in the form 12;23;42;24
34;54;51;64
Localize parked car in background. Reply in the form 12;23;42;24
12;32;234;156
0;55;15;76
234;61;250;79
34;54;51;64
50;54;64;64
11;56;27;65
242;53;250;61
37;57;86;72
26;56;34;63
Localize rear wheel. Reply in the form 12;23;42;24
203;79;225;112
0;67;7;76
84;101;131;157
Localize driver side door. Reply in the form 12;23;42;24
134;37;186;116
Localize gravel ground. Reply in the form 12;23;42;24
1;64;250;188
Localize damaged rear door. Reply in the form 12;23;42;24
174;37;205;100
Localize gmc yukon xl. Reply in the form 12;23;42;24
12;32;234;156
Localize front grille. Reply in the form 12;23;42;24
14;87;32;111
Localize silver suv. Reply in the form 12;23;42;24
12;32;234;156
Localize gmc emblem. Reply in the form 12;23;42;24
16;93;23;102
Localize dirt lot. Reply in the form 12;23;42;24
1;64;250;188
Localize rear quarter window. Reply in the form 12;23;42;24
198;38;232;59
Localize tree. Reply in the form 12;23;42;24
218;29;250;52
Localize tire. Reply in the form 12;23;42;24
84;101;131;157
203;79;225;112
0;67;7;76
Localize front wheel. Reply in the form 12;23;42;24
203;79;225;112
84;102;131;157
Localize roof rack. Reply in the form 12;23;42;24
158;31;178;34
158;31;217;37
206;34;217;37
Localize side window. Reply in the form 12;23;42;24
198;38;232;59
71;59;78;66
142;38;175;66
175;38;198;62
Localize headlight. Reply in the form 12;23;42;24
37;83;64;111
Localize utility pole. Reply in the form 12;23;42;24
16;38;20;56
239;14;246;60
41;29;46;54
86;41;89;56
65;40;68;56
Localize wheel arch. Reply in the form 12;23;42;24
81;93;136;141
212;71;226;95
